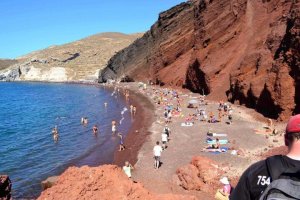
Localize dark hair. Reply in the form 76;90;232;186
156;141;159;145
286;132;300;143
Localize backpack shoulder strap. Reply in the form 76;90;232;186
266;155;286;181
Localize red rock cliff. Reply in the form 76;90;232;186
99;0;299;120
38;165;196;200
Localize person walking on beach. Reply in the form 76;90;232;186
153;141;163;169
164;125;171;138
230;114;300;200
123;161;134;178
164;110;168;124
162;131;168;150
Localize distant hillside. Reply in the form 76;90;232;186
0;59;17;70
0;32;142;82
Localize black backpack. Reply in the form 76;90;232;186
259;155;300;200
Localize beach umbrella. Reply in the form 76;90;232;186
188;99;198;104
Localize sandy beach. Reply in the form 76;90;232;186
110;82;287;199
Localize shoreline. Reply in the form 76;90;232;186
113;87;156;166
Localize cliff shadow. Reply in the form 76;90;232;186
184;59;210;95
256;84;282;119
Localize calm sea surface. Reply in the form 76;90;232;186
0;82;131;199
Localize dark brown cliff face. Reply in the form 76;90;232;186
99;0;299;120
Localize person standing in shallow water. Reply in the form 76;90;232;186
230;114;300;200
92;125;98;134
118;132;125;151
52;126;59;142
130;105;134;114
111;120;117;134
133;106;137;116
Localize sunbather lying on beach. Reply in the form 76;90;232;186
202;138;221;151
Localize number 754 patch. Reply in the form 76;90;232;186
257;176;271;186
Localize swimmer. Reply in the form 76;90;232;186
53;133;59;142
104;102;108;108
112;120;117;134
130;105;134;114
52;126;58;135
83;117;88;125
133;106;137;116
52;126;59;142
93;125;98;134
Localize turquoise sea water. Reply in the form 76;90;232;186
0;82;131;199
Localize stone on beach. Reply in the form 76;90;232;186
0;175;12;200
176;156;223;194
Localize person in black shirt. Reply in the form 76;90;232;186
230;114;300;200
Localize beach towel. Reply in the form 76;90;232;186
207;133;227;137
205;147;229;154
181;123;193;127
206;139;228;145
254;129;271;135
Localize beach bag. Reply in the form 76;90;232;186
215;189;229;200
259;155;300;200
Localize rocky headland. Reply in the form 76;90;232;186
37;165;196;200
99;0;300;120
0;32;141;82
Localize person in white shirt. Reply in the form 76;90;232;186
153;141;163;169
123;161;134;178
162;132;168;150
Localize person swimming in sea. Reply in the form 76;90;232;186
104;102;108;108
133;106;137;116
93;125;98;134
52;126;59;142
130;105;134;114
112;120;117;134
81;117;88;125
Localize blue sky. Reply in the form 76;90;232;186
0;0;185;59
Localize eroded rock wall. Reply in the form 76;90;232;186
38;165;196;200
99;0;299;119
